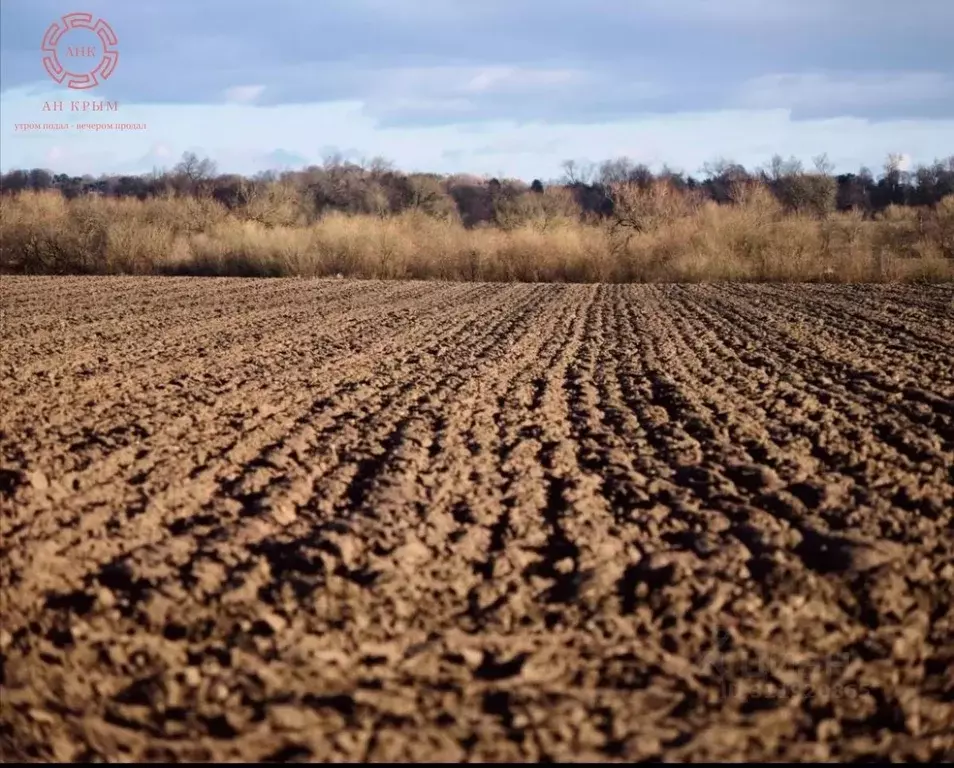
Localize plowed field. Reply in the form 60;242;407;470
2;277;953;762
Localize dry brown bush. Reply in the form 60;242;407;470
2;189;952;282
492;187;581;232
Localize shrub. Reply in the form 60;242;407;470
2;187;952;282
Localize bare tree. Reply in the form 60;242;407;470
702;157;748;180
362;156;395;179
560;159;596;186
402;175;458;220
598;157;636;186
884;153;905;176
174;152;217;184
171;152;217;196
765;154;803;182
493;186;580;232
813;153;835;176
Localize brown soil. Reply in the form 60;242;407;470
2;277;953;762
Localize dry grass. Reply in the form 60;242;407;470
2;188;952;282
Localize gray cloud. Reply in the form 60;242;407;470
734;71;954;120
2;0;952;125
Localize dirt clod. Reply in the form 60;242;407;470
2;277;952;762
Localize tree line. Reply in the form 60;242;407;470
2;151;952;227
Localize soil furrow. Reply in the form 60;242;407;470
2;279;952;762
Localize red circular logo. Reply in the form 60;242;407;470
42;12;119;89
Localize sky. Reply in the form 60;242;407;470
1;0;952;181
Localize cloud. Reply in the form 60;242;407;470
462;67;579;94
635;0;826;24
223;84;265;104
737;72;954;118
3;82;951;181
257;148;308;168
150;143;174;159
353;65;668;127
134;143;175;168
1;0;951;177
3;0;951;125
